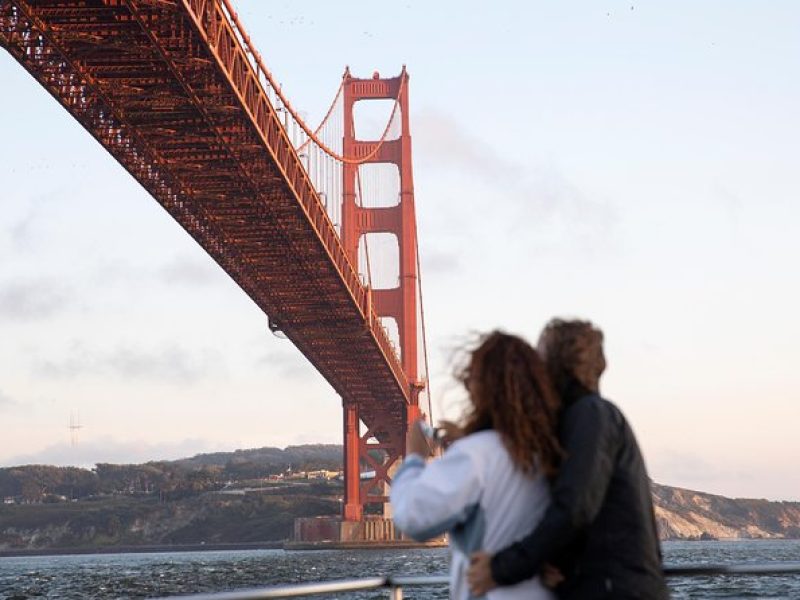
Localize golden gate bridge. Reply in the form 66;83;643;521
0;0;431;543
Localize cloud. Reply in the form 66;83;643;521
414;110;521;182
90;256;221;288
713;185;749;246
9;211;36;250
290;430;340;446
423;249;460;276
1;436;229;468
33;343;223;385
413;109;617;249
5;193;51;252
256;350;313;380
0;279;71;320
3;191;70;253
90;259;147;286
526;166;617;246
650;450;800;501
105;346;219;384
650;450;757;494
157;256;221;286
0;389;17;410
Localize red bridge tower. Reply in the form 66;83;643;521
340;67;424;522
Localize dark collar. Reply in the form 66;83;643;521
560;378;595;406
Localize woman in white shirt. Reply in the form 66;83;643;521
391;331;563;600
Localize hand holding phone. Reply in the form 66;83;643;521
406;419;434;458
419;421;446;442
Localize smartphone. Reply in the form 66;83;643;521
419;421;446;442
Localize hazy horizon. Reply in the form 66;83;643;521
2;1;798;502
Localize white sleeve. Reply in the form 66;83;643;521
390;442;482;541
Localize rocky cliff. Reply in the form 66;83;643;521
653;483;800;540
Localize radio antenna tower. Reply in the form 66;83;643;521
69;411;83;447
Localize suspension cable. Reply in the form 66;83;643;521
220;0;403;165
294;77;344;153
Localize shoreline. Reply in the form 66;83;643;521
3;537;794;559
0;539;448;559
0;541;284;559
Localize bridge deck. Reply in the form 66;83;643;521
0;0;409;441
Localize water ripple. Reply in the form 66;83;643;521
0;540;797;599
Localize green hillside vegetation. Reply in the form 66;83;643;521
2;445;799;552
0;444;342;502
173;444;341;474
0;486;339;549
0;445;344;550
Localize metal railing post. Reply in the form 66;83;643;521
388;585;403;600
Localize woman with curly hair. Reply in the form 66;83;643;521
390;330;562;600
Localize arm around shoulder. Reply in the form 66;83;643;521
491;397;621;585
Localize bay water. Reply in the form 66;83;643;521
1;540;799;599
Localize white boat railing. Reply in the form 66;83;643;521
151;563;800;600
151;575;448;600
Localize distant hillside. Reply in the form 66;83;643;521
0;445;342;502
2;445;800;552
653;483;800;540
0;444;344;551
171;444;341;473
0;483;339;550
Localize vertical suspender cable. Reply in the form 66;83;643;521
414;219;433;425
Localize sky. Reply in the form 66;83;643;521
1;1;798;501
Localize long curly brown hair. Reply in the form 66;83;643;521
458;331;563;477
537;319;606;396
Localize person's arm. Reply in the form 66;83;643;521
390;440;482;541
489;397;621;585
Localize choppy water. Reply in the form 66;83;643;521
0;540;798;599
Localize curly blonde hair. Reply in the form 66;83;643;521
458;331;563;477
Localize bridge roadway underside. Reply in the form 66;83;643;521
0;0;410;447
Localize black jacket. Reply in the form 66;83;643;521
490;391;669;599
